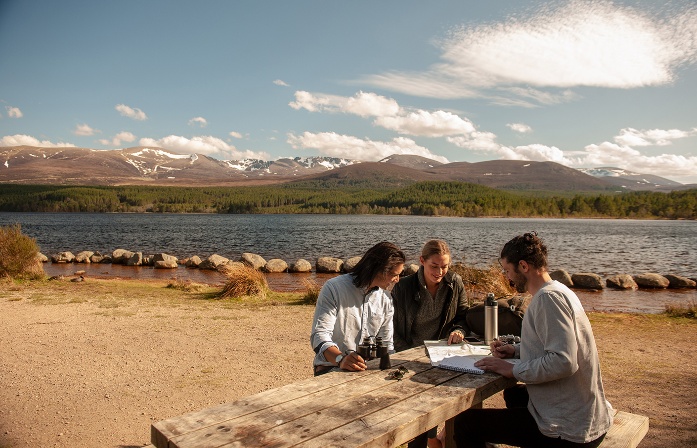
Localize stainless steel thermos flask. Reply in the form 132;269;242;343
484;293;498;344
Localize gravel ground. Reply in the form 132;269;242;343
0;278;694;448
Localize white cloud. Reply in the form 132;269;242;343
361;1;697;105
507;123;533;133
73;123;98;136
6;106;23;118
229;131;243;138
139;135;269;160
290;91;400;118
614;127;695;146
0;134;75;147
287;131;449;163
188;116;208;128
290;90;476;137
376;110;475;137
447;131;501;152
115;104;148;121
273;79;289;86
99;131;136;147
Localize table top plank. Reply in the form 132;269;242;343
154;352;418;444
154;349;427;443
168;358;439;448
293;371;516;448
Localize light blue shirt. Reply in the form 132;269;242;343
310;274;394;367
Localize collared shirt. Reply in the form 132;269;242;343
310;273;394;367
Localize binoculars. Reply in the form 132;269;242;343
356;336;391;370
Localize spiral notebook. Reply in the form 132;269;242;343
438;354;488;374
424;340;518;375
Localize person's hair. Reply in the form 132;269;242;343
421;239;451;261
500;231;548;270
351;241;406;289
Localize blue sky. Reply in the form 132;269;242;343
1;0;696;183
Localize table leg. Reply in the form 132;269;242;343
442;401;482;448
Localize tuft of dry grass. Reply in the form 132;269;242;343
300;277;321;305
450;262;516;305
218;264;269;300
166;279;206;293
664;300;696;319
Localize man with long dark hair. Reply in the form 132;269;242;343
310;241;405;376
454;232;613;448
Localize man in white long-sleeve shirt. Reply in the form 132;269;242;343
310;241;405;376
454;232;613;448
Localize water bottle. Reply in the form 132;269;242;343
484;293;498;345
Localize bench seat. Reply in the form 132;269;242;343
599;410;649;448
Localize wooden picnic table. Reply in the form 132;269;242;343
150;344;516;448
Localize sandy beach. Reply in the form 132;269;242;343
0;277;695;448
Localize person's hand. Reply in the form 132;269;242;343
339;351;367;371
489;340;515;359
447;329;464;345
474;356;515;378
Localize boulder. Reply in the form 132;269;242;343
663;274;696;289
316;257;343;273
633;273;670;289
185;255;202;268
402;263;420;276
606;274;638;290
264;259;288;273
36;253;49;263
289;259;312;273
199;254;230;270
90;251;105;263
221;261;246;272
240;252;267;270
142;255;154;266
153;253;178;269
125;252;143;266
571;272;604;290
550;269;573;287
51;251;75;263
343;256;362;272
74;251;94;263
99;255;113;264
112;249;134;265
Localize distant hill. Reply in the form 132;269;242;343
0;146;357;186
576;167;693;192
426;160;614;191
0;145;689;192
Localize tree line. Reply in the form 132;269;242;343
0;182;695;219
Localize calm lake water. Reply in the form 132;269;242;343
1;213;695;313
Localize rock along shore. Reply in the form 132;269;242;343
37;248;697;291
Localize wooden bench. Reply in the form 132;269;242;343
145;410;648;448
599;410;649;448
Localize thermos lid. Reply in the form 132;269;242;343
485;293;497;306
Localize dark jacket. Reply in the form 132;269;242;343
391;267;469;352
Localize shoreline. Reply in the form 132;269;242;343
40;262;697;314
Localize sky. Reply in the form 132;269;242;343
1;0;697;183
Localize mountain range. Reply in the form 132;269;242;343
1;145;693;192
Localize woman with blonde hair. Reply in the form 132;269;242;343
391;239;470;448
